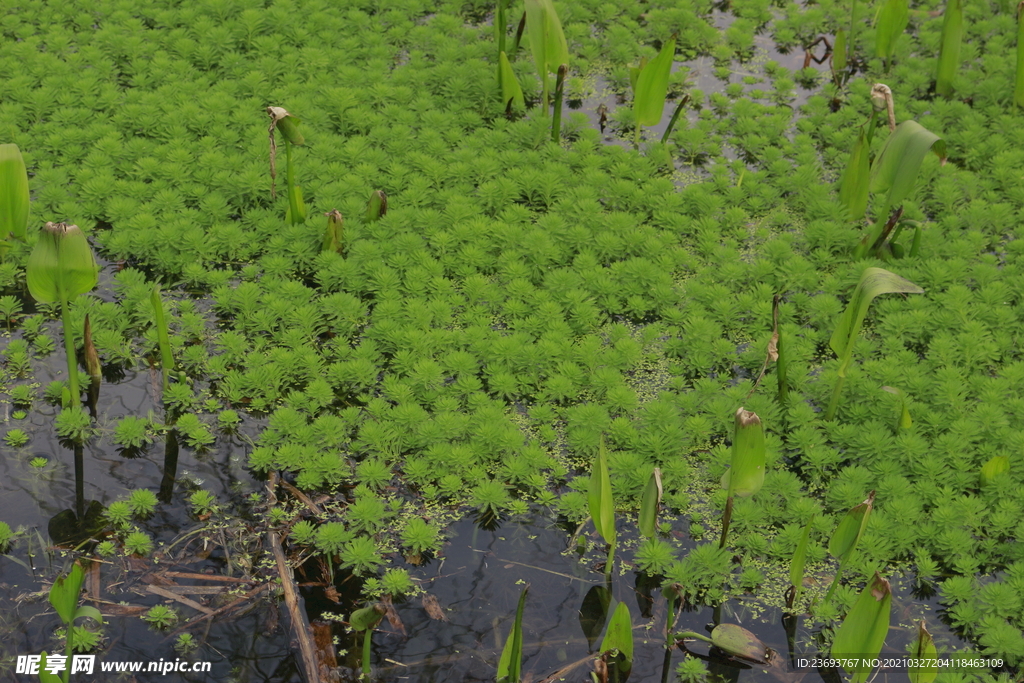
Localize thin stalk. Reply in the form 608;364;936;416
551;64;567;142
848;0;858;66
362;627;372;680
825;564;844;601
285;140;301;224
718;496;734;549
825;375;845;421
634;120;642;150
660;94;690;144
605;542;615;582
151;286;173;395
496;0;506;56
60;298;79;408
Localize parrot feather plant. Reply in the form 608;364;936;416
1016;1;1024;108
267;107;307;225
524;0;568;116
26;222;98;408
0;143;29;258
825;268;923;421
719;408;765;549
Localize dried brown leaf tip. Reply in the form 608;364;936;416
421;593;448;621
735;406;761;429
870;83;895;131
870;572;891;601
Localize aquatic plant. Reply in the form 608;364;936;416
174;633;198;656
142;605;178;629
632;35;676;149
381;568;415;597
217;409;240;431
0;521;12;551
267;107;306;225
825;268;923;420
0;295;21;331
322;210;343;254
787;515;815;610
128;489;158;518
113;416;153;450
104;502;132;528
497;584;528;683
0;143;29;254
365;190;387;223
676;624;769;663
588;438;616;578
4;428;28;447
638;467;662;539
124;531;154;556
909;621;938;683
39;562;103;683
719;408;765;549
934;0;963;97
351;603;385;680
831;572;892;683
524;0;568;113
826;491;875;600
26;222;98;407
188;490;217;516
875;0;908;70
1016;2;1024;108
551;64;567;142
400;517;440;557
150;286;175;395
55;408;92;444
498;51;526;114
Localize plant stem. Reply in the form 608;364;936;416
825;374;845;421
61;297;79;408
285;140;300;224
848;0;857;66
634;121;641;150
719;495;734;549
362;627;372;680
605;541;615;582
825;563;844;602
661;94;690;144
551;64;566;142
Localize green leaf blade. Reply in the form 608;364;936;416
599;601;633;667
831;573;892;683
935;0;963;97
0;143;30;241
869;121;945;215
838;128;870;222
638;467;662;539
634;37;676;127
588;440;615;546
499;51;526;112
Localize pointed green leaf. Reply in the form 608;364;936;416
0;143;29;241
365;190;387;222
497;584;529;683
828;491;875;562
1015;2;1024;108
638;467;662;539
600;601;633;666
720;408;765;498
49;562;86;625
524;0;568;78
875;0;909;60
588;439;615;546
935;0;963;97
26;223;97;304
909;621;938;683
269;107;304;146
73;604;104;625
832;29;848;75
37;652;64;683
882;386;912;431
498;51;526;112
351;603;384;631
711;624;769;663
831;573;892;683
579;585;612;649
870;121;945;216
789;515;814;589
323;209;343;253
829;267;924;377
634;37;676;127
838;128;870;222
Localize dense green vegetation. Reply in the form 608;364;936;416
1;0;1024;678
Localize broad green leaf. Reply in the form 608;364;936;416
579;585;612;650
49;562;86;624
27;223;98;304
498;51;526;112
497;584;529;683
720;408;765;498
829;267;924;377
351;603;384;631
935;0;963;97
909;621;938;683
36;652;64;683
832;29;848;75
0;143;29;241
638;467;662;539
838;128;870;222
789;515;814;589
869;121;945;217
524;0;568;78
831;573;892;683
634;36;676;127
365;190;387;222
875;0;909;60
73;604;104;625
285;184;306;225
980;455;1010;486
599;601;633;667
588;439;615;546
828;491;875;562
711;624;768;663
1015;2;1024;108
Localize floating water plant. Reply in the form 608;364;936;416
600;601;634;675
826;491;875;600
632;35;676;149
825;268;923;420
719;408;765;549
830;572;891;683
351;603;385;680
41;562;103;683
497;584;528;683
267;107;306;225
1016;2;1024;108
875;0;909;70
934;0;963;97
524;0;568;114
676;624;769;663
0;143;29;255
26;222;98;408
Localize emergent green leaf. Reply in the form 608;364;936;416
26;223;98;304
980;455;1010;486
711;624;769;663
524;0;568;79
720;408;765;498
49;562;86;625
870;121;945;217
831;573;892;683
829;267;924;378
875;0;909;61
1015;2;1024;108
935;0;963;97
497;584;529;683
600;601;634;667
789;515;814;590
838;128;870;222
588;438;615;546
828;491;875;562
634;36;676;127
351;603;385;631
499;51;526;112
909;621;938;683
0;143;29;241
638;467;662;539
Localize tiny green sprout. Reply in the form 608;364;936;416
322;209;344;254
13;410;27;420
142;604;178;629
0;521;12;551
26;222;98;407
30;456;48;468
174;632;199;655
124;531;154;556
0;295;21;331
82;314;100;385
267;106;306;225
10;383;33;406
128;489;158;517
0;143;29;248
4;429;28;447
188;490;217;516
